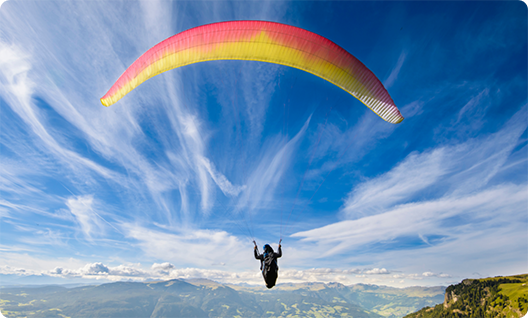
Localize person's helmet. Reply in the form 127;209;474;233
263;244;273;253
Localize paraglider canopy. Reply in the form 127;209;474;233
101;20;403;124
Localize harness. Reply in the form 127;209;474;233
262;251;278;274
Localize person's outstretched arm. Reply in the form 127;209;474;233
254;247;263;260
276;245;282;258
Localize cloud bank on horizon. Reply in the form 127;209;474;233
0;0;526;287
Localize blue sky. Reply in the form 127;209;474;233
0;0;526;287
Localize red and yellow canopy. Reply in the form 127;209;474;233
101;20;403;124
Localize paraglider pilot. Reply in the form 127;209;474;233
254;240;282;288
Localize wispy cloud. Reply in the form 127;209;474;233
384;51;407;89
292;107;527;278
341;148;445;218
0;41;125;188
200;156;246;197
236;116;311;213
19;228;69;247
294;183;526;252
66;195;106;240
342;105;527;219
0;159;45;198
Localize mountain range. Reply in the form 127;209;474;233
1;279;444;318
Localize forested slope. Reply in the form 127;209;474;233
404;274;528;318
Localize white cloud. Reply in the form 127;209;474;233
122;223;250;269
422;271;435;277
152;262;175;272
66;195;105;240
3;261;448;287
364;268;389;275
46;262;149;280
82;262;110;275
0;265;28;275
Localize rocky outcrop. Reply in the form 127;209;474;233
443;290;457;308
443;279;476;308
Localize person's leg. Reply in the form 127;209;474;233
265;271;277;288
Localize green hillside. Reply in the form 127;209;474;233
404;274;528;318
0;280;445;318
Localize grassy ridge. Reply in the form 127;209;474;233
404;274;528;318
